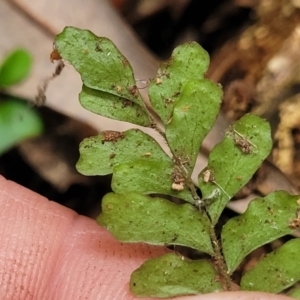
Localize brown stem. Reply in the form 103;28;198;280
209;225;232;290
149;112;232;290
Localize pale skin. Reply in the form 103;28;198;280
0;175;293;300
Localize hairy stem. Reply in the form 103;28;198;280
149;107;232;289
209;224;232;290
172;152;232;290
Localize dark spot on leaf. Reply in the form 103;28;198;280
102;131;125;143
50;49;61;62
172;91;180;97
288;217;300;229
234;138;253;154
164;98;174;105
95;43;103;52
171;234;178;242
122;99;133;108
122;58;129;68
127;85;139;98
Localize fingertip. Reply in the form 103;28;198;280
0;176;167;299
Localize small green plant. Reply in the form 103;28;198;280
54;27;300;298
0;49;43;154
